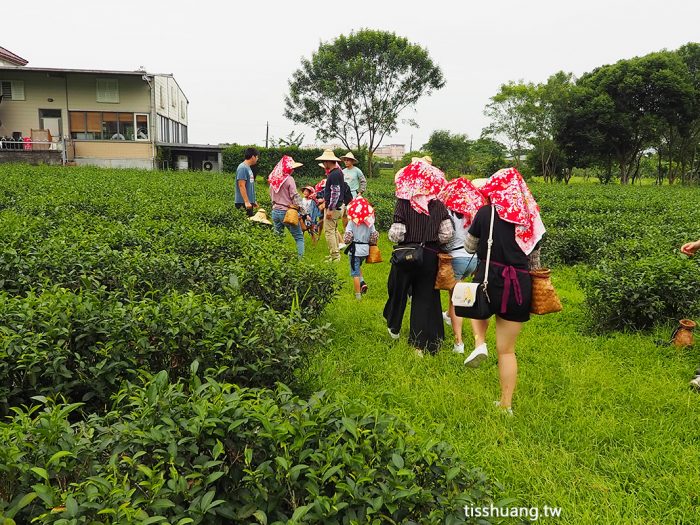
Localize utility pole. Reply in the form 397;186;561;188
265;121;269;148
409;134;413;152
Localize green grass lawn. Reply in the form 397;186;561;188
273;229;700;524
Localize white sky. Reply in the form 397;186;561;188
5;0;699;149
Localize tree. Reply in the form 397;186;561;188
284;29;445;177
469;137;506;176
270;130;305;148
557;52;695;184
422;130;470;174
482;81;536;170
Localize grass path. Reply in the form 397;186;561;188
282;230;700;524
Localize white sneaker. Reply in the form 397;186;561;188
387;328;400;340
442;311;452;327
690;376;700;391
494;401;514;416
338;243;347;250
453;342;465;354
464;343;488;368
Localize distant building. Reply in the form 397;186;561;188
373;143;405;161
0;46;223;171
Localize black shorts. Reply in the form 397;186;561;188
473;262;532;323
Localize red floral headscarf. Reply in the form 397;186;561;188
395;160;447;215
438;177;488;229
268;155;295;193
314;178;326;195
478;167;545;255
346;196;375;227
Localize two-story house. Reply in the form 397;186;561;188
0;46;216;170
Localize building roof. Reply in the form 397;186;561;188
0;46;28;66
0;65;150;76
156;142;225;151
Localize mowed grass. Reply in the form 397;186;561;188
272;227;700;524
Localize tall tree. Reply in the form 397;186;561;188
284;29;445;176
482;81;536;170
422;130;470;174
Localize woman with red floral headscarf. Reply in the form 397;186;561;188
437;177;488;354
269;155;305;258
461;167;545;415
343;197;379;300
383;159;453;356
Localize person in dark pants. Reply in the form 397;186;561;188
234;147;259;217
383;160;453;356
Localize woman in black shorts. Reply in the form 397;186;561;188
462;168;545;414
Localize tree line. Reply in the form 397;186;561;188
482;43;700;184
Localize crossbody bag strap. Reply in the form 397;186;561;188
483;205;496;289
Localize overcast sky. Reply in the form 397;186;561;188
6;0;699;150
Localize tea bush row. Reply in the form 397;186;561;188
0;287;325;415
0;372;497;524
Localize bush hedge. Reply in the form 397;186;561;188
223;145;371;178
0;373;498;525
0;288;326;415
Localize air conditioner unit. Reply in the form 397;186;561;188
202;160;219;172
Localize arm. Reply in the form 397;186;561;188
343;226;354;244
288;179;302;208
388;223;406;243
237;179;251;208
438;218;454;244
358;170;367;194
527;246;542;270
464;233;479;254
369;228;379;246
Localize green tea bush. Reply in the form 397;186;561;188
0;288;325;414
0;373;497;524
582;256;700;331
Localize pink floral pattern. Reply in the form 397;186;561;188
478;167;546;255
395;160;447;215
346;196;376;227
268;156;295;192
438;177;487;228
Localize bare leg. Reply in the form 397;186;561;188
471;318;489;347
353;276;361;294
495;316;522;408
448;293;463;345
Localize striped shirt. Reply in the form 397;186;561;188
393;198;449;243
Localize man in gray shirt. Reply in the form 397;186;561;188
235;147;259;216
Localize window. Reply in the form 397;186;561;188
96;78;119;103
135;114;149;141
69;111;147;141
170;85;176;107
159;85;165;109
180;100;186;119
0;80;25;101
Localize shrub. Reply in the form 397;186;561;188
0;288;326;414
0;373;498;524
223;145;369;179
582;255;700;331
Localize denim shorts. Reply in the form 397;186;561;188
349;255;367;277
451;254;478;280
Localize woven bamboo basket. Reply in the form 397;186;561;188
434;253;457;290
530;268;562;315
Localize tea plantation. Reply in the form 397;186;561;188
1;165;699;524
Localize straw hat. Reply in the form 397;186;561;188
315;149;341;162
340;151;358;163
471;178;489;188
248;208;272;225
302;185;315;194
289;157;303;169
422;155;433;165
318;163;326;168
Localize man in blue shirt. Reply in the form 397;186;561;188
235;147;259;216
